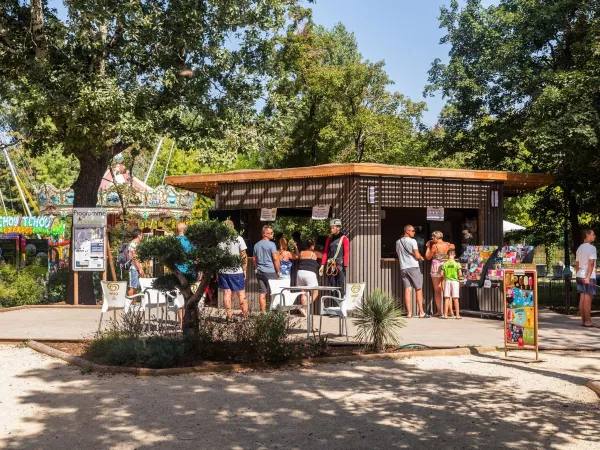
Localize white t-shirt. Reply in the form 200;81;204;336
576;243;597;279
127;241;138;272
219;235;247;274
396;237;419;269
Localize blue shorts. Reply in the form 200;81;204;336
577;278;597;296
129;268;140;289
218;273;245;291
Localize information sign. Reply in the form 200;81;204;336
426;207;444;221
72;208;107;272
311;205;330;220
260;208;277;222
504;269;539;360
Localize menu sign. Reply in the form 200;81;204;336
311;205;330;220
426;207;444;221
260;208;277;222
504;269;539;360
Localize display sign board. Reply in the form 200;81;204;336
504;269;539;360
260;208;277;222
72;208;107;272
426;207;444;221
0;216;66;237
312;205;330;220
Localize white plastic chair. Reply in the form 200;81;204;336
139;277;180;329
268;278;305;314
166;283;204;326
98;281;145;332
319;283;366;342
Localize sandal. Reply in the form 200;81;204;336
419;314;432;318
456;316;463;320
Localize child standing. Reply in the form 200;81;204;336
440;249;463;319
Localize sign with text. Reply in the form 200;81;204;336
426;207;445;221
72;208;107;272
311;205;330;220
260;208;277;222
504;269;539;360
0;216;66;237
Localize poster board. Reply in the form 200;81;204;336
458;245;498;285
260;208;277;222
72;208;107;272
504;269;539;360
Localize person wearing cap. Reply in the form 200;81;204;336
319;219;350;295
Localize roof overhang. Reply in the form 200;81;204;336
166;163;553;197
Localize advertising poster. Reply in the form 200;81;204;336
504;269;539;358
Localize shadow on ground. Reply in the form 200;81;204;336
3;348;600;449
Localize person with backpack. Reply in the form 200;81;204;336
127;229;144;297
319;219;349;296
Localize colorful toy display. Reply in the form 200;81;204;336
504;269;539;360
458;245;498;283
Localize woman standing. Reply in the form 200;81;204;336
278;237;297;279
296;239;322;317
425;231;455;317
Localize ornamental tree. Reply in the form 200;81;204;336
135;220;241;336
0;0;310;303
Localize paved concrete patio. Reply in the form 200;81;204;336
1;306;599;349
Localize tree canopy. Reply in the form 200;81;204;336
426;0;600;248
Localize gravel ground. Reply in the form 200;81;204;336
0;345;599;450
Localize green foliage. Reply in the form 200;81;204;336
260;22;428;168
0;265;45;308
87;332;185;369
271;217;330;242
355;289;405;352
250;309;290;363
45;267;69;303
28;147;79;189
426;0;600;248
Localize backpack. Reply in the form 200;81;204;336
117;243;132;270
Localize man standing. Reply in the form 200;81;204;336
575;229;597;327
175;222;195;276
396;224;429;318
127;228;144;297
219;220;249;319
254;225;280;312
319;219;350;295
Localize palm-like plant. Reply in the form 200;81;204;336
355;289;405;352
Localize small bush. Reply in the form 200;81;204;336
355;289;405;352
87;332;185;369
45;267;69;303
0;265;45;308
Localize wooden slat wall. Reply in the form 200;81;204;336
215;176;505;313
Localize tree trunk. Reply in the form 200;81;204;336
30;0;47;59
181;276;211;339
66;152;111;305
566;191;581;251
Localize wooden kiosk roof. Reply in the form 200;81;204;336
166;163;553;196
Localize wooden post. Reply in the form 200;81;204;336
534;272;539;361
73;271;79;305
106;239;117;281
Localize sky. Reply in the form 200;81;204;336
309;0;451;125
47;0;498;126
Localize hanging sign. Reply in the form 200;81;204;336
260;208;277;222
426;207;445;221
72;208;107;272
311;205;330;220
0;216;66;237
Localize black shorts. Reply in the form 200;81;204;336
257;271;278;294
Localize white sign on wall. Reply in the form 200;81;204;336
311;205;330;220
427;207;445;221
260;208;277;222
72;208;107;272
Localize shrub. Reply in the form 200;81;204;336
354;289;405;352
250;310;290;362
45;267;69;303
0;265;45;308
87;332;185;369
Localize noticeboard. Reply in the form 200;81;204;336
426;207;444;221
504;269;539;360
260;208;277;222
311;205;330;220
72;208;107;272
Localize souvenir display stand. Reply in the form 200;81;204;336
504;268;539;361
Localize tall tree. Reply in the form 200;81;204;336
261;23;427;168
426;0;600;249
0;0;310;303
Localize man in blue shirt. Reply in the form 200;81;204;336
253;224;280;312
175;222;195;276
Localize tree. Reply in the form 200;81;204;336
0;0;310;303
426;0;600;249
261;23;428;168
136;220;239;336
